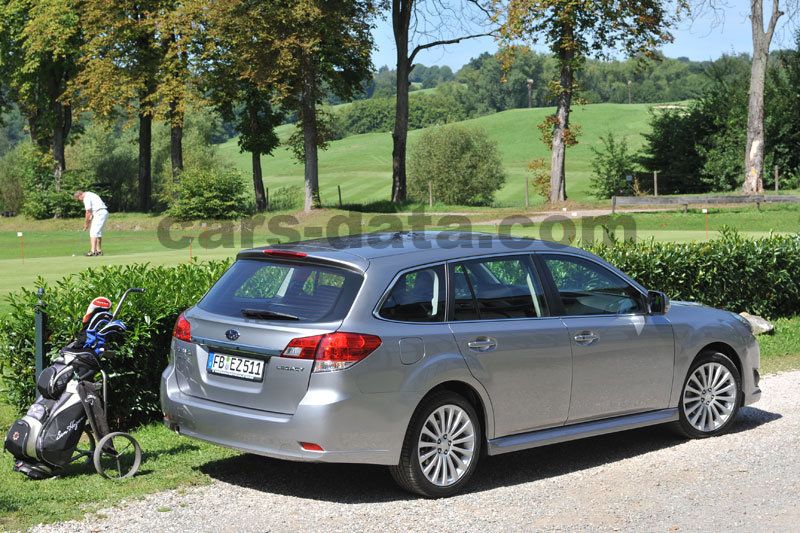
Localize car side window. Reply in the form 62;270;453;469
541;254;645;316
379;265;446;322
451;256;547;321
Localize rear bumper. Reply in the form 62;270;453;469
160;365;411;465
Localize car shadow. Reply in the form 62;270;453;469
199;406;781;503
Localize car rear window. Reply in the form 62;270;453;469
198;259;363;322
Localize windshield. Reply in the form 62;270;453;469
198;259;363;322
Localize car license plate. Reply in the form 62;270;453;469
206;352;265;382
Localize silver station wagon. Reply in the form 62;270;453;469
161;232;761;497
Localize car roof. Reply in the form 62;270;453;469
237;231;589;271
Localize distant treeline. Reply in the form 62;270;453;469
329;50;742;139
360;49;712;106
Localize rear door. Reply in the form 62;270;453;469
173;258;363;414
447;254;573;437
537;253;675;423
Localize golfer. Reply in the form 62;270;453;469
74;191;108;256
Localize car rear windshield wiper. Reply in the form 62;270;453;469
240;308;299;320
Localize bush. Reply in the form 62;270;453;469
23;170;101;220
2;142;99;219
167;167;251;220
589;132;639;198
0;142;30;213
587;230;800;319
268;185;303;211
408;125;506;206
0;261;231;428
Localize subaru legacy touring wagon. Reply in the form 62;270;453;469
161;232;760;497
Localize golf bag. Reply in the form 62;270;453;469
4;297;121;479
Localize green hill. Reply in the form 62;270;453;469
218;103;654;206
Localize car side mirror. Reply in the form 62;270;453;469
647;291;670;315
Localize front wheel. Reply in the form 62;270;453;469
93;432;142;479
390;391;481;498
675;351;742;438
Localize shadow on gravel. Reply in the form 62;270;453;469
198;406;781;503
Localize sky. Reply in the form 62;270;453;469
370;2;797;70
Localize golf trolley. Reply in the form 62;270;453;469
4;288;145;479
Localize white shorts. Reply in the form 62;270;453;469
90;209;108;238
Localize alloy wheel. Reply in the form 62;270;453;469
417;404;476;487
682;362;737;432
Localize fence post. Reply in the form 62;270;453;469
34;287;47;381
428;181;433;208
338;185;343;208
525;176;529;208
775;165;780;192
265;187;269;211
653;171;659;197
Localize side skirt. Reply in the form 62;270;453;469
487;408;679;456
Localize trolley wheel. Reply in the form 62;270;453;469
93;432;142;479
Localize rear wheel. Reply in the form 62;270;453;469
390;391;481;498
675;351;742;438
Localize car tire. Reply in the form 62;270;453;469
390;391;482;498
674;350;742;438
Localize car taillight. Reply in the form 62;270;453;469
172;313;191;342
281;332;382;373
282;334;324;359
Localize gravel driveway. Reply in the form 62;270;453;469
36;370;800;532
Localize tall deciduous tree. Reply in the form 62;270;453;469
390;0;493;203
743;0;787;193
73;0;162;211
207;0;375;212
195;0;283;212
0;0;82;186
157;1;196;180
496;0;683;202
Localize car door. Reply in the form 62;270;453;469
448;254;573;437
537;253;675;424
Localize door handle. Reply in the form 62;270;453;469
467;337;497;352
573;332;599;345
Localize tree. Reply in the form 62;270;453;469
192;1;282;212
156;2;195;180
390;0;493;203
73;0;163;211
742;0;787;193
205;0;376;212
0;0;82;186
496;0;683;202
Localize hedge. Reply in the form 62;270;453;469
1;231;798;427
0;261;231;429
588;230;800;319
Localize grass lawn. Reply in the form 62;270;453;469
759;316;800;374
219;103;655;206
0;396;236;531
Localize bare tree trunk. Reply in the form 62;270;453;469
138;112;152;211
391;0;412;204
549;51;574;203
170;124;183;178
170;100;184;179
301;58;320;212
51;100;68;191
744;0;783;194
252;150;267;212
